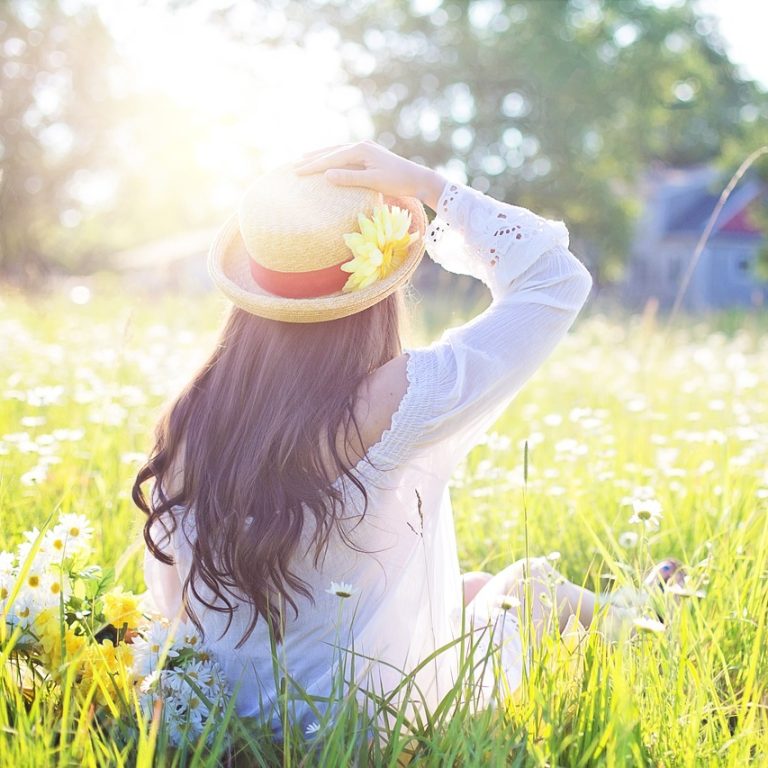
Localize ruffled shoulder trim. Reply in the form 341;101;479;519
332;347;438;486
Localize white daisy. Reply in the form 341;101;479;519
52;428;85;442
325;581;357;599
666;583;706;599
178;627;203;649
618;531;639;548
20;464;48;486
0;550;16;574
131;621;180;677
496;595;522;612
17;563;52;604
632;615;666;633
39;573;68;608
0;572;17;617
54;514;94;549
628;498;663;530
43;527;75;561
5;589;42;633
139;669;163;696
16;528;48;569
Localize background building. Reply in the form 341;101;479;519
622;165;767;312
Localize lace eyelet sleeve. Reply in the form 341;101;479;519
426;180;573;300
384;179;593;471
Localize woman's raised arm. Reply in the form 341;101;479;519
297;142;593;474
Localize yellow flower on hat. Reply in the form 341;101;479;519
341;204;420;293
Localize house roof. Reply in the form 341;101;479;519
665;177;764;237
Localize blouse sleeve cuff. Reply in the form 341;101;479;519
425;180;571;300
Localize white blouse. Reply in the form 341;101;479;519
143;178;593;739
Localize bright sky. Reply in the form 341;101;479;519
699;0;768;86
94;0;767;208
100;0;768;167
99;3;358;170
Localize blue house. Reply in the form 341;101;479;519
622;165;768;312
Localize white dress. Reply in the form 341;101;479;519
143;178;594;738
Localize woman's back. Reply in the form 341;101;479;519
140;147;592;738
147;375;466;735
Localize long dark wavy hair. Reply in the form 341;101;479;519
132;290;405;647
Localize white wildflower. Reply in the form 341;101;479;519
325;581;357;599
138;657;230;746
618;531;639;548
632;615;666;634
16;528;52;570
496;594;522;612
0;551;16;574
0;572;16;613
55;514;93;549
628;498;663;530
5;589;42;634
20;464;48;486
178;627;203;649
51;428;85;442
666;583;706;599
131;621;180;678
20;416;46;427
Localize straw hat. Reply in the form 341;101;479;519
207;163;428;323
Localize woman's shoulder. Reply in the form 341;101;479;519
356;354;410;440
337;347;446;473
327;353;410;477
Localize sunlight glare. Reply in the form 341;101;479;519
99;2;359;194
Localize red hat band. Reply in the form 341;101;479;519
249;257;352;299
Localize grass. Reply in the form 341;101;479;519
1;282;767;766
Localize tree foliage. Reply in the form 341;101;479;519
247;0;767;281
0;1;253;281
1;0;766;282
0;2;116;279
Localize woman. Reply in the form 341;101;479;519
133;141;681;739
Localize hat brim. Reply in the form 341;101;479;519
207;195;428;323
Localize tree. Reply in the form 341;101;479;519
3;0;766;284
0;1;247;281
0;2;118;279
209;0;768;283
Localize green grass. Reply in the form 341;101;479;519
1;283;767;766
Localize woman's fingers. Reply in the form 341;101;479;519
323;168;378;188
294;144;371;175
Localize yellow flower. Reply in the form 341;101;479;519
35;607;63;663
340;204;420;293
103;587;142;630
77;639;136;710
34;607;87;671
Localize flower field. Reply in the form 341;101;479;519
1;285;767;766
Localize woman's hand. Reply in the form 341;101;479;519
292;140;446;212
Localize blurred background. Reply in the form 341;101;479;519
1;0;767;314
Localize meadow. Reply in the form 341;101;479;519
1;283;767;766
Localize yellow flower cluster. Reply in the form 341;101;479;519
78;640;135;709
35;607;86;671
33;608;134;708
103;587;143;630
340;204;420;293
